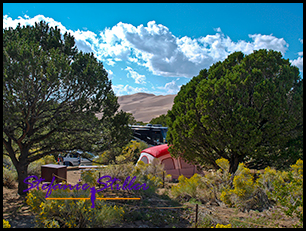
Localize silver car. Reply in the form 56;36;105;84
58;151;97;166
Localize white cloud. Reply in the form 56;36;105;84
290;38;303;73
214;27;222;32
125;66;146;84
4;14;301;77
112;84;146;96
106;58;116;66
290;49;303;73
71;29;99;53
97;20;291;77
299;38;303;44
247;34;289;55
3;14;96;54
105;69;113;80
290;57;303;72
157;79;181;95
3;14;68;35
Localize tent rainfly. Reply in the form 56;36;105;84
136;144;202;180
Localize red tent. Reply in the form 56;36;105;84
137;144;202;179
141;144;170;158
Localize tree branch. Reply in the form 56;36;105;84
3;137;19;167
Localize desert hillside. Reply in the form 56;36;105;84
118;93;176;123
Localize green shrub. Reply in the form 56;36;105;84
220;163;273;212
3;166;17;188
93;150;116;165
81;169;100;186
202;158;232;201
94;140;148;165
97;162;135;183
171;174;203;200
3;155;14;170
267;159;303;226
220;160;303;219
81;160;165;197
131;159;164;196
255;166;287;194
231;163;255;199
3;219;11;228
211;223;232;228
28;155;57;177
115;140;147;164
171;158;232;203
26;160;167;228
26;187;124;228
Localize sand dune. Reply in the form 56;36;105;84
95;93;176;122
118;93;176;123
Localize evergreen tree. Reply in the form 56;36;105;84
3;21;132;195
150;114;168;127
167;50;303;173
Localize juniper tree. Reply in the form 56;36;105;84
3;21;132;195
167;50;303;173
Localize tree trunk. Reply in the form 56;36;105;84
16;161;29;196
228;154;243;174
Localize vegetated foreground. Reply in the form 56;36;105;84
3;159;302;228
2;184;299;228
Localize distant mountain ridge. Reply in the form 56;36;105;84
117;93;176;123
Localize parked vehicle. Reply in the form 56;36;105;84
130;124;168;145
136;144;203;180
58;150;97;166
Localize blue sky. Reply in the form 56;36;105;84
3;3;303;96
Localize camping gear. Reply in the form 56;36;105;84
41;164;67;183
137;144;202;179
